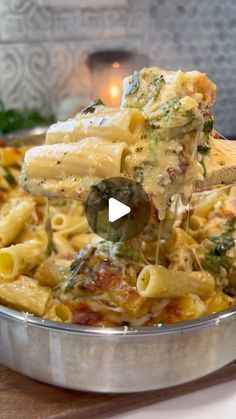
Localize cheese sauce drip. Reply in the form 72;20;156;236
122;67;216;220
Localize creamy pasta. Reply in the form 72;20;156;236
0;67;235;327
0;144;235;325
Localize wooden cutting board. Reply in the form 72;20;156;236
0;361;236;419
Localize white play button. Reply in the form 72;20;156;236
108;197;131;223
86;177;150;241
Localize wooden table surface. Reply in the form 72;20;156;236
1;362;236;419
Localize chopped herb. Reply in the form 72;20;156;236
149;131;159;161
225;216;236;234
56;160;61;165
210;236;234;256
197;145;211;154
159;97;180;116
112;242;141;262
152;75;165;98
142;122;159;160
3;167;17;186
203;115;214;134
124;71;140;96
202;236;235;278
123;102;143;110
148;122;158;129
202;253;222;277
81;99;104;114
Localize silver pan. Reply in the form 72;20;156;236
0;129;235;393
0;305;235;393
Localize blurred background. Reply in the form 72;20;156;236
0;0;235;136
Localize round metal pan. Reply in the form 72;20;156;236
0;305;235;393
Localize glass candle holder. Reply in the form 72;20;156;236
87;51;148;107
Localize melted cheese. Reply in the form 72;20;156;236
21;66;217;220
122;67;216;218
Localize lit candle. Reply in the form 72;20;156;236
88;51;147;108
102;61;122;106
108;81;121;106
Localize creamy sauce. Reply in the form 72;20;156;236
122;67;216;219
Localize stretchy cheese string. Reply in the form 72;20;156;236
191;247;204;273
214;130;230;142
185;202;191;240
155;220;163;267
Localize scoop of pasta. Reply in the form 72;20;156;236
20;67;236;219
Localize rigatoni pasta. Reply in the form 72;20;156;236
0;239;45;280
34;258;70;288
0;199;35;247
20;139;128;199
0;275;51;316
46;107;145;145
136;265;215;299
44;303;72;323
0;147;23;167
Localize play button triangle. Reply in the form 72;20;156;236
108;197;131;223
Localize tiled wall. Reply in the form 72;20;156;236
0;0;236;135
149;0;236;137
0;0;149;116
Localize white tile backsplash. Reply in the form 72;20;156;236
0;0;235;135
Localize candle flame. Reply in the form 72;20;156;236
109;84;120;99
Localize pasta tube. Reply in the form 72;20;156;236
137;265;215;299
0;200;35;247
0;239;45;280
34;258;70;288
193;190;227;218
0;275;50;316
20;139;128;199
53;234;75;257
205;292;235;315
51;214;88;236
188;215;205;231
44;303;72;323
161;294;206;323
71;232;101;250
58;220;88;237
51;213;78;231
0;147;22;166
164;227;197;253
229;185;236;198
46;107;145;145
16;227;47;245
